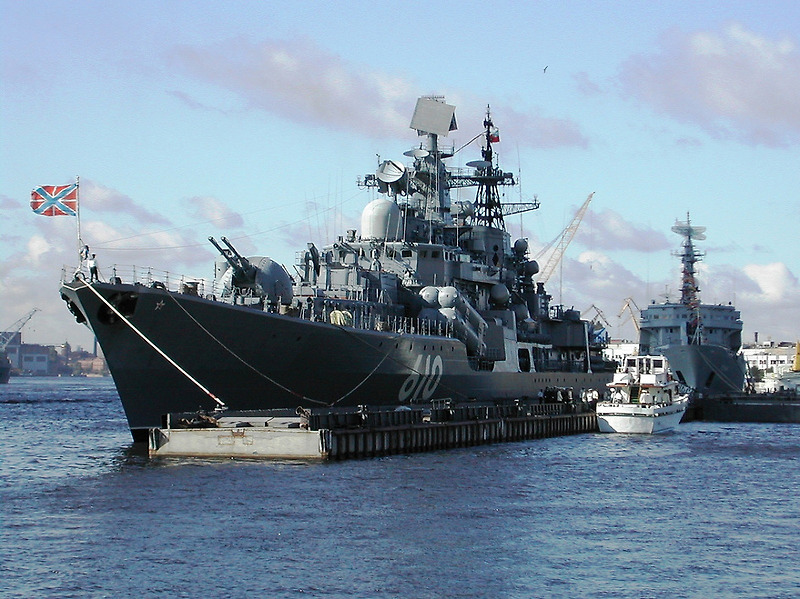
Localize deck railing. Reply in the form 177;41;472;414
62;264;213;297
61;264;460;342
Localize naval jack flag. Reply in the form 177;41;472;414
30;178;86;262
30;183;79;216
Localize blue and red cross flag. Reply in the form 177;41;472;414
30;183;79;216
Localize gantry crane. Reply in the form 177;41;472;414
617;297;641;333
582;304;611;330
535;192;594;285
0;308;40;351
582;303;611;344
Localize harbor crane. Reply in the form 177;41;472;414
582;303;611;344
617;298;641;333
535;192;594;285
582;304;611;330
0;308;40;351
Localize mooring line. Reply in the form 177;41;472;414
163;291;331;406
80;281;227;409
83;278;467;410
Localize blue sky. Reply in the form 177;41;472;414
1;0;798;350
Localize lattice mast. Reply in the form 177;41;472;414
671;213;706;343
471;106;509;229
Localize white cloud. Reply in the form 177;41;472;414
184;196;244;229
0;194;22;210
169;37;411;138
742;262;799;303
169;38;588;149
25;235;52;265
83;180;171;225
575;208;672;252
620;23;800;146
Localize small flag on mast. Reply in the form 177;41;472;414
31;183;78;216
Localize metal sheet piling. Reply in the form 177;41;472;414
149;404;598;460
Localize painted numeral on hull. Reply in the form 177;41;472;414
398;354;443;403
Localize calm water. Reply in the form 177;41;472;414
1;377;799;598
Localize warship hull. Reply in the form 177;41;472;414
0;357;10;384
660;344;746;396
61;280;613;441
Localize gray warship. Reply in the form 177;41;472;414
60;97;616;441
638;215;746;396
0;355;10;384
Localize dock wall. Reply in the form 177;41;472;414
695;392;800;423
320;412;596;460
149;404;598;460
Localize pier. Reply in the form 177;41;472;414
693;391;800;423
149;402;598;460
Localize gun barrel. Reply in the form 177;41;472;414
220;236;249;266
208;236;239;270
210;236;257;287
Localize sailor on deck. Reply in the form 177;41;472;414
88;254;99;282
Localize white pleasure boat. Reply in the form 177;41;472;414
597;355;688;434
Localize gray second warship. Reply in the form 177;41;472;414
60;97;616;441
638;216;746;396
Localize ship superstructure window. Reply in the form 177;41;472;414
518;348;531;372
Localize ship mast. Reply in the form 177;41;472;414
471;106;509;229
671;213;706;343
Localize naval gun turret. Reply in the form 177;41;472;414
209;236;257;288
209;236;293;305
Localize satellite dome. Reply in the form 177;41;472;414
360;198;401;241
419;286;440;308
437;286;458;309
